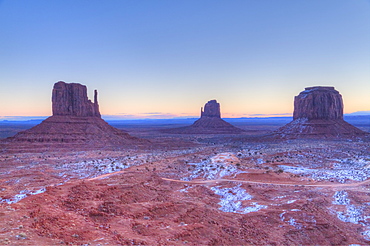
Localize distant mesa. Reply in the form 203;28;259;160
163;99;244;134
273;86;368;139
5;81;143;149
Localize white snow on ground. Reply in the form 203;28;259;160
363;230;370;241
183;152;246;181
1;149;207;205
57;157;138;180
55;148;205;180
331;191;370;240
181;153;263;214
184;161;238;180
179;185;191;193
278;165;315;174
332;190;350;205
1;155;153;204
288;218;302;229
0;187;46;204
211;184;267;214
280;211;316;229
279;157;370;183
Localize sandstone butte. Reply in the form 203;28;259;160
52;81;101;117
4;81;143;149
273;86;368;139
163;99;244;134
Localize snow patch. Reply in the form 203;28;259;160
331;190;370;240
279;161;370;183
336;204;365;224
211;184;267;214
362;230;370;241
332;190;350;205
183;152;246;181
280;210;316;229
288;218;303;229
0;187;46;204
179;185;191;193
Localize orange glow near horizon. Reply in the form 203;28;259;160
0;1;369;119
0;85;369;118
0;101;367;119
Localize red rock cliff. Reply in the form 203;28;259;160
52;81;101;117
293;86;343;120
272;86;367;139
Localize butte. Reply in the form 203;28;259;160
4;81;143;150
163;99;244;134
272;86;368;139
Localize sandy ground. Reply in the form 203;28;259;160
0;125;370;245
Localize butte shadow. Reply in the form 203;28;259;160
269;86;368;139
162;100;244;134
3;81;146;150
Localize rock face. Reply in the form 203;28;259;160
164;100;243;134
201;100;221;118
293;87;343;120
52;81;101;117
6;81;144;149
274;86;368;139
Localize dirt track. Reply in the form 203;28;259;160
162;177;370;188
88;169;370;189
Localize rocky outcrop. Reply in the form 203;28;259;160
6;81;145;149
201;100;221;118
163;100;243;134
52;81;100;117
293;87;343;120
273;86;368;139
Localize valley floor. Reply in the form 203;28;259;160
0;122;370;245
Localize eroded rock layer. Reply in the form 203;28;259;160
8;116;140;147
293;86;343;120
52;81;101;117
274;86;367;139
201;100;221;118
5;81;144;148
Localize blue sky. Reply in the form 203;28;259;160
0;0;369;118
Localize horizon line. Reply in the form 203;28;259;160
1;111;370;121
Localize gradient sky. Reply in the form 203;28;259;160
0;0;369;119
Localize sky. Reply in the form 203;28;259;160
0;0;369;119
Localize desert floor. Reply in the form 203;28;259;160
0;118;369;245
